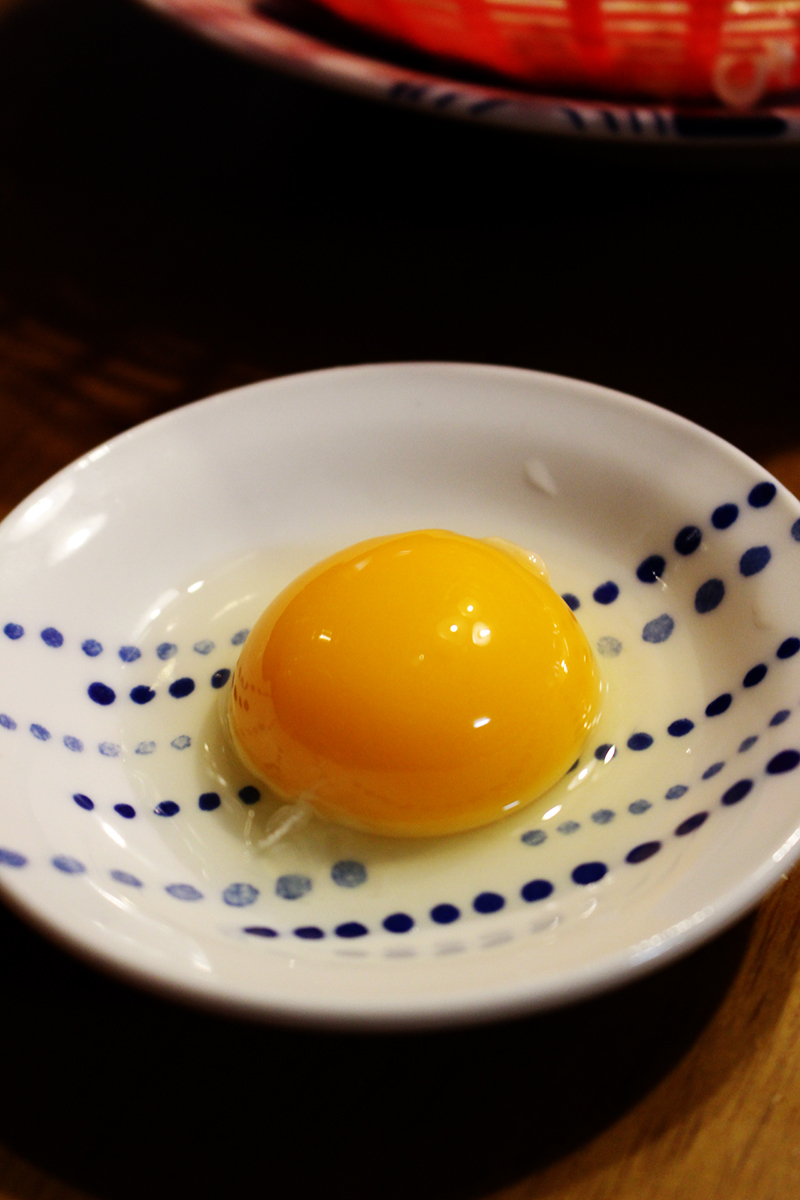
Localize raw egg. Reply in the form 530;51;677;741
229;530;600;837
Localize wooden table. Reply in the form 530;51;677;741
1;3;800;1198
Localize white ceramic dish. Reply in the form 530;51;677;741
1;363;800;1030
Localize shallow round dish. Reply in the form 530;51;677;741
141;0;800;143
1;363;800;1030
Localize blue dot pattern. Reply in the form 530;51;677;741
194;640;215;655
384;913;414;933
668;718;694;737
3;622;23;639
211;668;231;688
597;636;622;656
562;593;580;611
628;733;653;751
592;809;615;824
767;750;800;774
521;829;547;845
695;579;725;613
331;860;367;887
131;686;155;704
199;792;221;811
793;518;800;542
706;693;732;717
675;526;702;555
676;812;708;835
157;643;178;660
521;879;553;902
572;862;607;885
82;639;103;657
778;637;800;659
276;874;312;900
722;779;753;805
702;762;725;779
52;855;85;874
73;793;93;810
0;714;16;730
431;904;460;924
637;555;665;583
744;664;767;688
88;682;115;706
114;804;135;819
593;581;619;605
474;891;505;913
749;482;777;508
110;870;142;887
154;801;180;817
171;735;191;750
712;503;738;529
245;926;278;937
0;848;27;867
238;786;260;805
63;736;83;752
629;799;652;814
30;724;50;741
295;926;324;939
231;629;249;645
770;710;791;727
223;882;259;907
136;741;156;755
99;742;120;757
595;743;616;762
166;883;203;901
627;842;661;863
643;614;674;643
41;627;64;648
119;646;141;662
665;785;688;799
739;736;759;752
558;820;580;834
169;677;195;699
740;546;771;577
336;922;368;938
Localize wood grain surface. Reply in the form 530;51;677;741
1;2;800;1199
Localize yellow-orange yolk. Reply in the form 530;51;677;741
229;530;600;837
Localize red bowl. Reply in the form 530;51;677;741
313;0;800;103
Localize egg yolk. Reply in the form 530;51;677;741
229;530;600;838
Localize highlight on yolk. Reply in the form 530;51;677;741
229;530;600;838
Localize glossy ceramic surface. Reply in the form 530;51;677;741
1;362;800;1028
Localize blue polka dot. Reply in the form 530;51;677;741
572;862;607;885
99;741;120;757
740;546;771;577
30;724;50;741
767;749;800;774
3;622;23;639
676;812;708;835
384;913;414;933
0;848;27;867
41;627;63;647
81;639;103;657
119;645;141;662
331;860;367;887
702;762;725;779
665;784;688;799
52;855;85;874
712;503;738;529
637;555;665;584
0;714;16;730
244;926;278;937
114;803;136;819
521;879;554;902
643;614;674;644
595;743;616;762
211;668;231;688
130;685;155;704
596;636;622;657
557;820;580;834
136;741;156;755
157;642;177;660
166;883;203;901
170;735;191;750
199;791;221;811
223;882;259;907
231;629;249;645
336;922;368;938
770;710;791;727
591;809;615;824
628;732;653;751
73;793;93;810
154;800;180;817
562;593;580;611
668;718;694;737
169;677;195;699
749;482;776;508
431;903;460;924
695;579;725;613
238;785;260;805
193;640;215;655
88;682;115;706
778;637;800;659
722;779;753;805
744;663;768;688
63;736;83;752
628;799;652;814
626;841;661;863
674;526;702;556
521;829;547;845
706;693;732;717
295;926;324;939
739;736;759;752
593;581;619;605
793;518;800;542
110;870;142;887
276;874;312;899
474;891;504;913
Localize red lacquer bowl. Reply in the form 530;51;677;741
313;0;800;104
